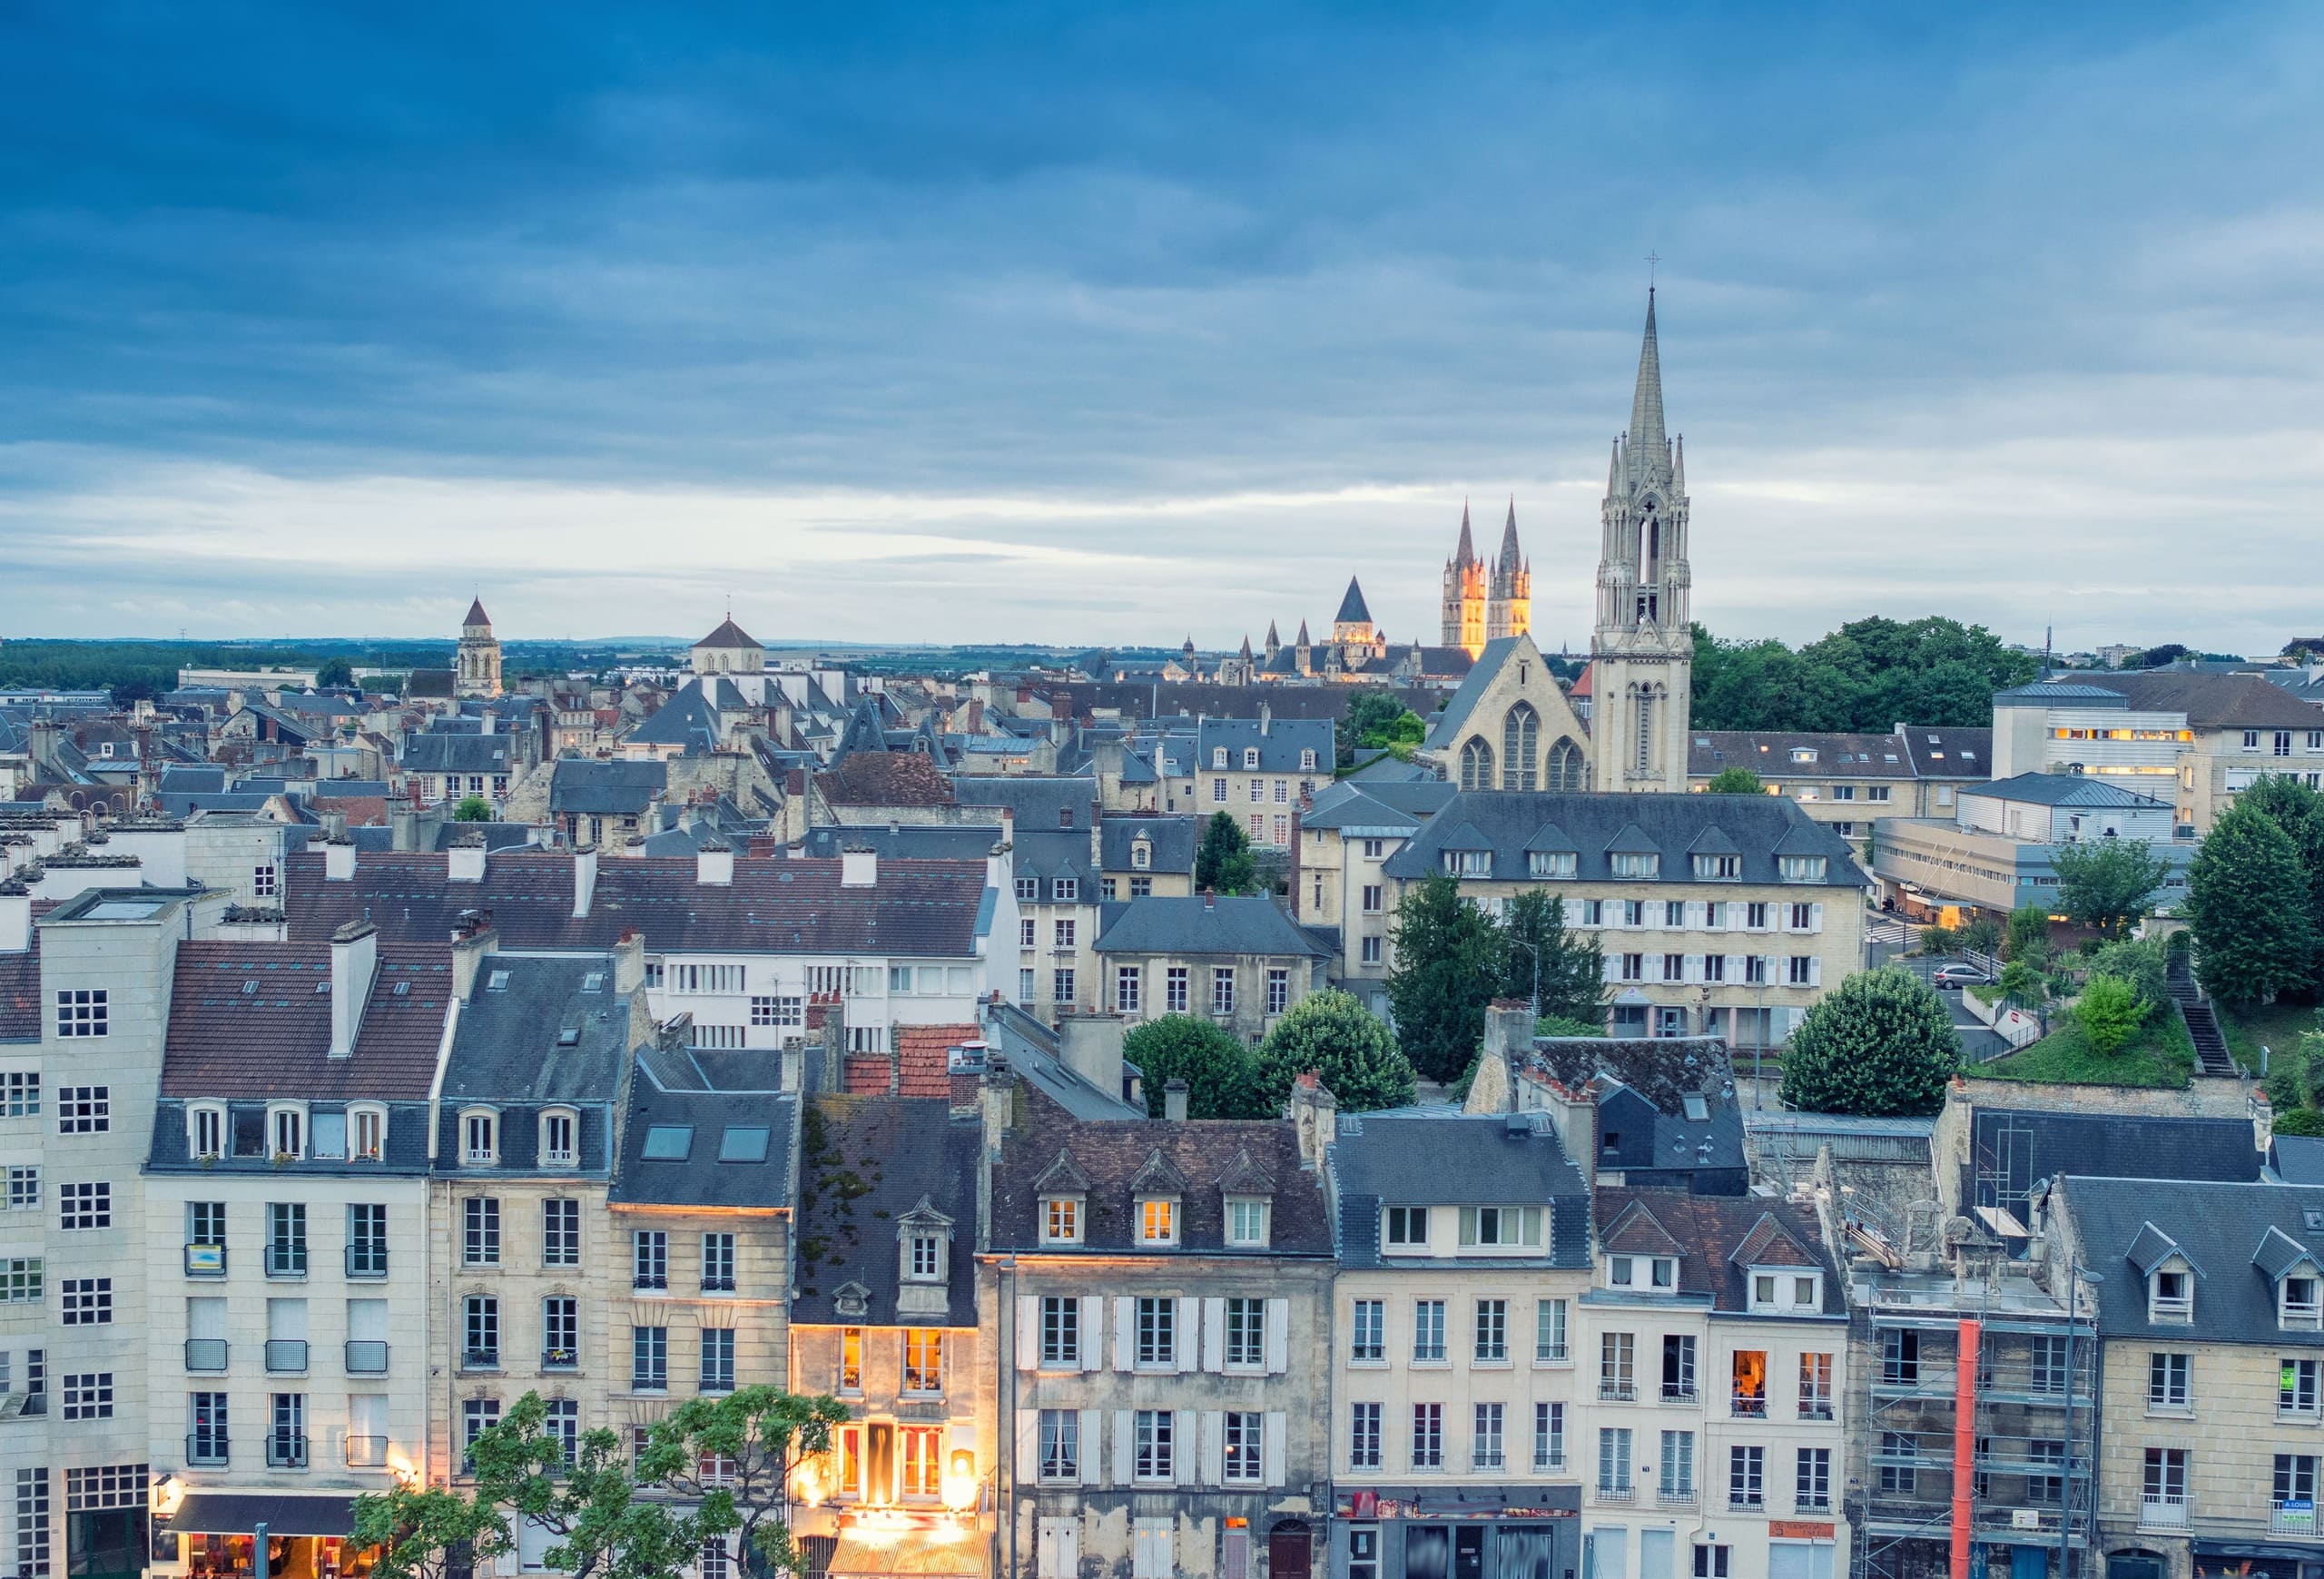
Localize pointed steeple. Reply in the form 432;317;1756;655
1238;633;1253;659
1266;619;1279;643
1672;434;1686;494
1295;619;1310;645
1498;498;1521;568
1629;287;1667;462
1607;439;1626;498
464;597;491;628
1334;577;1373;627
1453;501;1475;566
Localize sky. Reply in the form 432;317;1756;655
3;3;2320;655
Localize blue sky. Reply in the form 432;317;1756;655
3;3;2319;653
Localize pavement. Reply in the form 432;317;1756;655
1899;954;2015;1064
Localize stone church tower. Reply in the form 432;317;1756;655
1441;506;1488;657
455;597;503;698
1588;290;1693;793
1442;501;1531;657
1486;501;1531;644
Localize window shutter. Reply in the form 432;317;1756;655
1078;1409;1102;1486
1200;1412;1226;1485
1809;957;1825;987
1079;1297;1104;1371
1015;1409;1039;1480
1113;1411;1134;1487
1177;1297;1200;1372
1729;955;1748;986
1601;953;1619;983
1017;1297;1040;1371
1686;901;1706;929
1114;1298;1134;1372
1202;1298;1226;1372
1175;1410;1199;1485
495;1541;519;1577
1683;954;1703;984
1264;1411;1288;1487
1265;1298;1290;1374
1810;902;1825;934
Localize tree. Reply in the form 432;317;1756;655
1194;811;1257;894
1703;767;1764;794
453;795;494;822
1689;616;2036;732
353;1393;703;1579
1252;988;1416;1113
2050;838;2171;940
1122;1015;1265;1119
1958;914;2004;960
638;1387;852;1578
1499;891;1605;1027
1384;874;1507;1082
2275;1108;2324;1138
2084;937;2167;1021
2075;974;2144;1056
2186;801;2321;1005
2003;905;2053;968
1337;687;1412;765
2139;643;2191;669
2237;773;2324;980
315;656;356;688
1778;966;1960;1117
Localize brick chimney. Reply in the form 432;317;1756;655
450;911;498;998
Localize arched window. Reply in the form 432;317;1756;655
1502;705;1539;791
1546;737;1586;793
1460;738;1494;792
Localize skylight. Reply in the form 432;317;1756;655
642;1125;694;1160
718;1126;772;1163
582;972;606;992
1681;1092;1710;1123
487;970;510;992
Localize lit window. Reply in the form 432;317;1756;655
1138;1199;1177;1245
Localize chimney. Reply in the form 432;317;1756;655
0;880;29;953
1285;1070;1338;1169
697;840;734;886
1164;1079;1189;1122
1259;701;1272;736
448;835;487;883
1057;1010;1127;1103
979;1056;1017;1158
614;928;645;995
479;711;495;735
450;912;499;999
1090;798;1104;869
1204;886;1216;912
389;804;419;852
841;844;877;888
324;836;356;881
572;843;598;918
329;921;379;1060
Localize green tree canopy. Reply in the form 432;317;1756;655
1252;988;1416;1114
2050;837;2171;940
1778;965;1960;1117
1195;811;1258;895
1689;616;2037;732
452;795;494;822
315;656;356;687
2084;937;2167;1021
1384;874;1507;1082
1337;687;1414;765
1500;890;1606;1027
1703;767;1764;794
2187;801;2320;1006
1121;1015;1265;1119
2003;905;2053;967
638;1386;852;1577
2075;974;2145;1056
2236;773;2324;981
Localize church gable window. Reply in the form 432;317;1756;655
1460;738;1494;793
1502;705;1539;792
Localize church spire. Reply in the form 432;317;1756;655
1628;287;1667;463
1672;434;1686;494
1497;498;1521;569
1453;500;1475;566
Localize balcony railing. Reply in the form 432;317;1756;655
264;1339;309;1374
700;1277;736;1295
345;1341;389;1376
1655;1486;1698;1509
634;1273;668;1292
1599;1382;1636;1402
2272;1503;2319;1536
186;1434;230;1467
1731;1392;1767;1418
542;1148;577;1169
346;1435;389;1468
1594;1485;1635;1505
464;1347;500;1371
1535;1453;1567;1473
2140;1495;2191;1531
1728;1493;1767;1512
1795;1496;1833;1515
2283;1302;2323;1332
266;1243;308;1278
345;1244;389;1279
633;1371;668;1392
1660;1384;1699;1405
266;1432;310;1469
184;1339;229;1373
1799;1396;1835;1421
542;1347;579;1371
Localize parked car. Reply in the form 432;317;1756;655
1933;964;1991;990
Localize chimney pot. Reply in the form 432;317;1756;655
1164;1079;1189;1122
572;843;598;917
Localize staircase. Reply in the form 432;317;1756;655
2167;960;2237;1076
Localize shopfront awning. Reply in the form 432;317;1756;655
826;1532;984;1577
167;1495;357;1538
2191;1540;2324;1564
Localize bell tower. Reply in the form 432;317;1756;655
455;597;503;699
1588;290;1692;793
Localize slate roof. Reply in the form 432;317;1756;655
283;850;990;956
1423;637;1539;749
2274;1135;2324;1185
1334;577;1373;626
953;776;1099;829
625;685;723;752
0;934;39;1042
1961;774;2174;810
814;752;954;807
1098;815;1198;873
793;1096;981;1327
1192;715;1334;775
2078;671;2324;729
1523;1035;1746;1192
549;758;666;816
990;1094;1332;1256
1093;894;1332;957
796;824;1004;862
694;617;762;650
1967;1107;2260;1228
2063;1176;2324;1344
1591;1186;1847;1317
1896;727;1989;777
1329;1109;1592;1269
1301;778;1457;833
403;733;520;775
160;940;452;1099
611;1060;795;1209
439;951;637;1104
1012;829;1100;896
1381;790;1867;888
1688;729;1965;781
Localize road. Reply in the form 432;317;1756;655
1897;954;2015;1064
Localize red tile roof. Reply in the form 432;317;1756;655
313;795;389;826
161;941;453;1099
843;1055;893;1096
814;752;954;807
894;1023;980;1100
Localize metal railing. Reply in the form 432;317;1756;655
186;1433;229;1467
1593;1485;1634;1505
463;1347;500;1370
542;1347;579;1370
1659;1383;1699;1404
2140;1495;2190;1531
346;1436;389;1468
266;1432;309;1468
345;1341;389;1375
1599;1381;1636;1402
184;1339;228;1372
1730;1392;1766;1418
345;1244;389;1278
1655;1486;1697;1509
263;1339;308;1373
184;1243;227;1277
266;1243;308;1278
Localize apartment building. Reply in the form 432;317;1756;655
1098;815;1198;903
983;1071;1337;1579
1294;781;1454;1017
1379;793;1867;1049
1169;714;1335;852
1323;1109;1596;1579
1871;775;2193;926
1686;727;1991;838
1091;895;1332;1045
144;922;447;1577
787;1095;989;1578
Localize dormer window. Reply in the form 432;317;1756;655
1226;1198;1270;1248
1443;850;1491;876
1137;1198;1178;1247
1300;749;1317;770
908;1233;942;1282
1610;853;1659;880
1212;748;1227;768
1529;851;1577;879
1778;856;1828;883
268;1104;306;1160
1242;748;1259;770
2149;1265;2192;1324
1384;1206;1431;1252
2284;1274;2323;1331
1609;1255;1679;1292
189;1103;225;1161
1692;854;1740;880
1458;1206;1542;1250
1131;842;1150;871
349;1105;386;1162
1748;1272;1823;1314
1041;1197;1082;1246
540;1110;578;1169
461;1109;499;1169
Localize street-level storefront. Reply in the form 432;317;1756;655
794;1505;989;1579
153;1493;372;1579
1331;1486;1579;1579
2188;1539;2324;1579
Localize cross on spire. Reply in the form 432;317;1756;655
1646;250;1660;288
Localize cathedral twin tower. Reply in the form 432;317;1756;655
1439;500;1531;659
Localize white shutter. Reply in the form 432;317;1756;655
1177;1298;1199;1373
1017;1297;1040;1371
1114;1298;1135;1372
1729;955;1748;987
1809;957;1825;987
1114;1411;1134;1487
1683;954;1702;984
1685;901;1706;930
1601;954;1619;982
1810;902;1825;934
495;1539;519;1578
1202;1298;1226;1372
1016;1409;1039;1481
1079;1409;1102;1486
1200;1412;1226;1485
1079;1297;1104;1371
1265;1298;1290;1374
1264;1411;1288;1487
1175;1409;1198;1485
